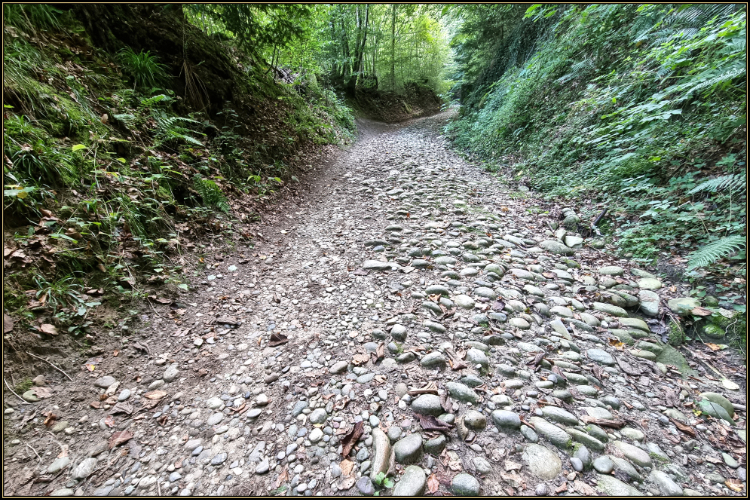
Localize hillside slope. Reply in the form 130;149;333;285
3;4;354;357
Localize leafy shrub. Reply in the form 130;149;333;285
118;47;169;90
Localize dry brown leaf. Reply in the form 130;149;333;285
608;338;625;349
275;465;289;488
691;307;713;317
705;343;723;351
104;415;115;427
40;323;58;336
352;353;369;366
726;478;744;492
43;412;58;427
3;314;14;333
573;480;596;495
33;387;53;399
427;474;440;493
340;459;355;477
144;390;167;400
113;350;119;357
108;430;133;449
341;421;364;458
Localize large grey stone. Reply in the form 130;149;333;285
491;410;521;430
451;473;480;496
72;457;98;479
446;382;479;403
540;240;575;255
596;474;643;496
393;465;426;496
592;302;627;317
370;428;391;481
587;348;615;365
420;352;446;369
523;444;562;480
613;440;652;468
411;394;443;416
541;406;579;426
650;470;683;496
529;417;571;449
394;434;423;464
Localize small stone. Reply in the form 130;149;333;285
163;364;180;383
72;458;98;479
356;476;375;496
593;456;614;474
94;376;116;388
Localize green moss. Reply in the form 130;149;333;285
654;345;694;377
15;378;33;393
668;320;686;346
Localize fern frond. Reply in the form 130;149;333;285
688;173;747;195
687;235;746;270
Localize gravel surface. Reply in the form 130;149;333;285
3;111;746;497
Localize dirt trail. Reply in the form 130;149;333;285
3;111;746;497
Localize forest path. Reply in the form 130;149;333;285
4;111;745;497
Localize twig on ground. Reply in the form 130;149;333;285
25;351;73;381
25;442;42;463
147;299;164;318
4;378;31;404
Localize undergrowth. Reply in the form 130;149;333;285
2;5;355;344
447;4;746;315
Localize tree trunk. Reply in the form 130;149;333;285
390;4;396;91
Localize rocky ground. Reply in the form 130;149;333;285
3;111;746;497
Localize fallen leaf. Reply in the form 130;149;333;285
3;314;13;333
275;465;289;488
726;478;744;492
555;482;568;494
113;350;119;357
33;387;53;399
691;307;713;317
427;474;440;493
40;323;58;336
573;480;596;495
341;421;364;458
110;402;133;415
705;343;723;351
504;460;522;471
104;415;115;427
416;413;454;433
669;417;696;437
144;390;167;400
43;412;58;427
90;401;101;409
108;430;133;449
337;476;355;490
269;332;289;347
609;338;625;349
352;353;369;366
340;459;355;477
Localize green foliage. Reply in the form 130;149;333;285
447;4;747;263
3;3;64;33
688;174;747;195
687;235;746;270
193;175;229;213
118;47;169;90
372;472;394;489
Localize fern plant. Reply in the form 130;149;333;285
193;175;229;213
687;235;746;270
153;110;204;148
688;173;747;195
